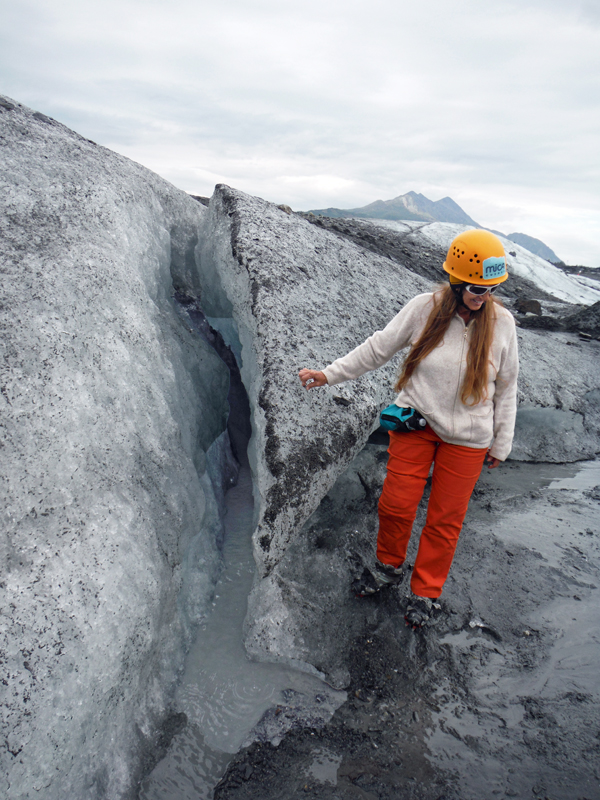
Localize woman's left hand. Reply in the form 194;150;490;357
485;454;501;469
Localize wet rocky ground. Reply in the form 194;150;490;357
214;455;600;800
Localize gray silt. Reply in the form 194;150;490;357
214;457;600;800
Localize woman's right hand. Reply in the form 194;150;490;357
298;369;328;390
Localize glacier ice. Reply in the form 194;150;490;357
201;185;600;684
411;221;600;305
0;96;231;799
510;407;591;462
200;184;433;579
3;91;600;799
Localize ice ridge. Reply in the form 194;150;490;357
0;95;233;799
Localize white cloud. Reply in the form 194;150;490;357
1;0;599;264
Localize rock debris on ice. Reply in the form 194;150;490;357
2;92;600;797
200;186;600;676
0;95;230;800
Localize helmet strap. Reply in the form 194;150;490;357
449;278;467;308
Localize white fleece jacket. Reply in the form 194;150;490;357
322;292;519;460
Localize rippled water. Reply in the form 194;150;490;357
138;461;345;800
426;459;600;800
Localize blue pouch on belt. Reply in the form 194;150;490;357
380;405;426;433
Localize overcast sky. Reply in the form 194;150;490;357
2;0;599;265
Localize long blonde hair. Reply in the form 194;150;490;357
394;285;500;406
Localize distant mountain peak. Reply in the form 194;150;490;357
305;193;563;265
307;191;479;226
507;232;563;265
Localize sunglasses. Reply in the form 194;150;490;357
464;284;499;296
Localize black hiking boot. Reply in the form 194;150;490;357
352;560;408;597
404;591;440;629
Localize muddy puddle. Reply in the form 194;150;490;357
214;457;600;800
426;459;600;800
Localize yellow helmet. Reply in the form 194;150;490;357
443;229;508;285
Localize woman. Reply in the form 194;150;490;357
298;230;519;628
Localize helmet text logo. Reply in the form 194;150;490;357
482;256;506;280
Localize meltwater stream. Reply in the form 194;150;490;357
138;453;345;800
138;300;345;799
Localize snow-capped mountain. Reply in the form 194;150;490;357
307;192;566;265
308;191;479;226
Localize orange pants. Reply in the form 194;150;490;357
376;426;487;598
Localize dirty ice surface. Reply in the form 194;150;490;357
389;220;600;305
138;459;346;800
428;460;600;800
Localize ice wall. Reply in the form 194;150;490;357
199;185;432;578
0;97;230;799
200;185;600;682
